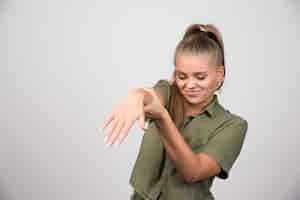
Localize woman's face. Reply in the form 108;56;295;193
174;52;224;107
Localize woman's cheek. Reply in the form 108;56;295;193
197;81;211;91
202;80;216;91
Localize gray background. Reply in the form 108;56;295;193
1;0;299;199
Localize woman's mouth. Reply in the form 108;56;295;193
185;91;200;97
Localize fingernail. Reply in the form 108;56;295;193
106;141;112;147
104;135;108;142
115;140;120;145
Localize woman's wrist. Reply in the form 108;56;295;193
127;88;144;103
129;88;153;105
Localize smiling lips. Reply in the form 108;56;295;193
185;91;200;96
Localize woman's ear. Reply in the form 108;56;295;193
216;65;225;83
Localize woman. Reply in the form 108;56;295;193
100;24;248;200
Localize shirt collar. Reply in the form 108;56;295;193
205;94;219;118
185;94;219;120
190;94;218;119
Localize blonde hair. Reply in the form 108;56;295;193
168;24;226;128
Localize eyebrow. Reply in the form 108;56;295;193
175;70;207;75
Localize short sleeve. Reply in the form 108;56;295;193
194;119;248;179
152;79;171;110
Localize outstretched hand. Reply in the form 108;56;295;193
99;90;146;146
99;87;166;146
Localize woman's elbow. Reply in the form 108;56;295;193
180;165;202;183
183;174;196;184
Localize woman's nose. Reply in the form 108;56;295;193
186;78;198;88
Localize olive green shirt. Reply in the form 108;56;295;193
129;79;248;200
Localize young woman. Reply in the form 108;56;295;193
100;24;248;200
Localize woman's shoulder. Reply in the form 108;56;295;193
211;96;246;123
152;79;172;107
227;112;248;128
153;79;172;88
216;103;248;128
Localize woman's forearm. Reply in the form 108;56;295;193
155;110;199;183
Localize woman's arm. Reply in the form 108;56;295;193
154;111;221;183
100;86;220;182
131;88;221;182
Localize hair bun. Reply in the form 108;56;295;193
183;24;208;39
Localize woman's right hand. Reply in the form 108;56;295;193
99;89;150;145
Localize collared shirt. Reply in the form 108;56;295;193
129;79;248;200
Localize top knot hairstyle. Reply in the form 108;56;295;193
169;24;226;128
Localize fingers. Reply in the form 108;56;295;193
107;119;125;145
141;87;153;94
103;117;119;142
102;114;136;146
100;97;145;146
114;118;136;145
100;112;115;130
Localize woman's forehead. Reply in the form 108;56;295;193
175;53;215;73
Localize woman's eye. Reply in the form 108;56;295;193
196;76;206;80
176;75;186;80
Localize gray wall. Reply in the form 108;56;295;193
1;0;299;199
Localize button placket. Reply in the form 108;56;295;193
179;116;195;142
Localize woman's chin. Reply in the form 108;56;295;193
184;96;203;105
